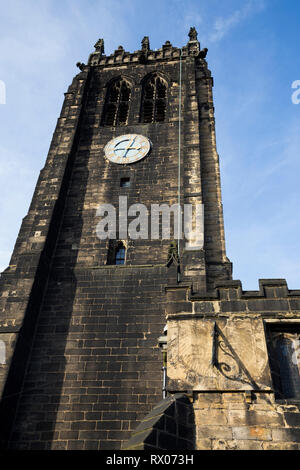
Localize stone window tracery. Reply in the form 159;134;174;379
102;78;131;126
140;74;167;123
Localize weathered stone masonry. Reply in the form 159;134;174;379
124;279;300;450
165;279;300;450
1;30;300;451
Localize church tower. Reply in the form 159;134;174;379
1;30;300;451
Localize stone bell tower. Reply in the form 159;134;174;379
1;28;299;452
0;28;232;450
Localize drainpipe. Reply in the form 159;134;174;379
177;48;182;284
158;327;168;399
162;350;167;399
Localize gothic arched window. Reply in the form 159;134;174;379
102;78;131;126
140;74;167;123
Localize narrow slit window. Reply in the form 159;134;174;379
115;243;126;265
141;74;167;123
102;79;131;126
107;241;126;265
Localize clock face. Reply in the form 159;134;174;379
104;134;151;165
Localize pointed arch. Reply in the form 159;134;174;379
140;73;168;123
102;77;132;126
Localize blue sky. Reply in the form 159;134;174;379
0;0;299;290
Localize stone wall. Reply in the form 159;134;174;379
193;392;300;450
1;32;296;452
0;33;232;450
0;70;91;447
4;265;167;450
123;393;194;450
165;279;300;450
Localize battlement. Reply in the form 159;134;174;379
201;278;300;300
86;27;208;67
166;278;300;318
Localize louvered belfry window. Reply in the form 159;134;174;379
102;79;131;126
141;74;167;123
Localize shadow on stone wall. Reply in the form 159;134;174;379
0;72;91;449
123;393;195;450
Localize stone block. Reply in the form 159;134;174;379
220;301;246;313
230;440;263;450
166;302;193;314
195;409;228;426
232;426;272;441
193;301;215;313
263;441;300;450
196;438;212;450
284;412;300;427
194;393;222;406
229;410;284;427
272;428;300;442
196;426;233;440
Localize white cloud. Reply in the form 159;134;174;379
183;12;204;34
209;0;267;42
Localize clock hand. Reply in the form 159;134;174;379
116;147;141;151
123;136;136;158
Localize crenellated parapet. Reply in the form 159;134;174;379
164;277;300;450
166;278;300;317
87;27;208;67
165;278;300;395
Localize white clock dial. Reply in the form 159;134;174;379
104;134;151;164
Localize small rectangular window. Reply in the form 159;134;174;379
266;324;300;400
120;177;130;188
115;243;126;265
